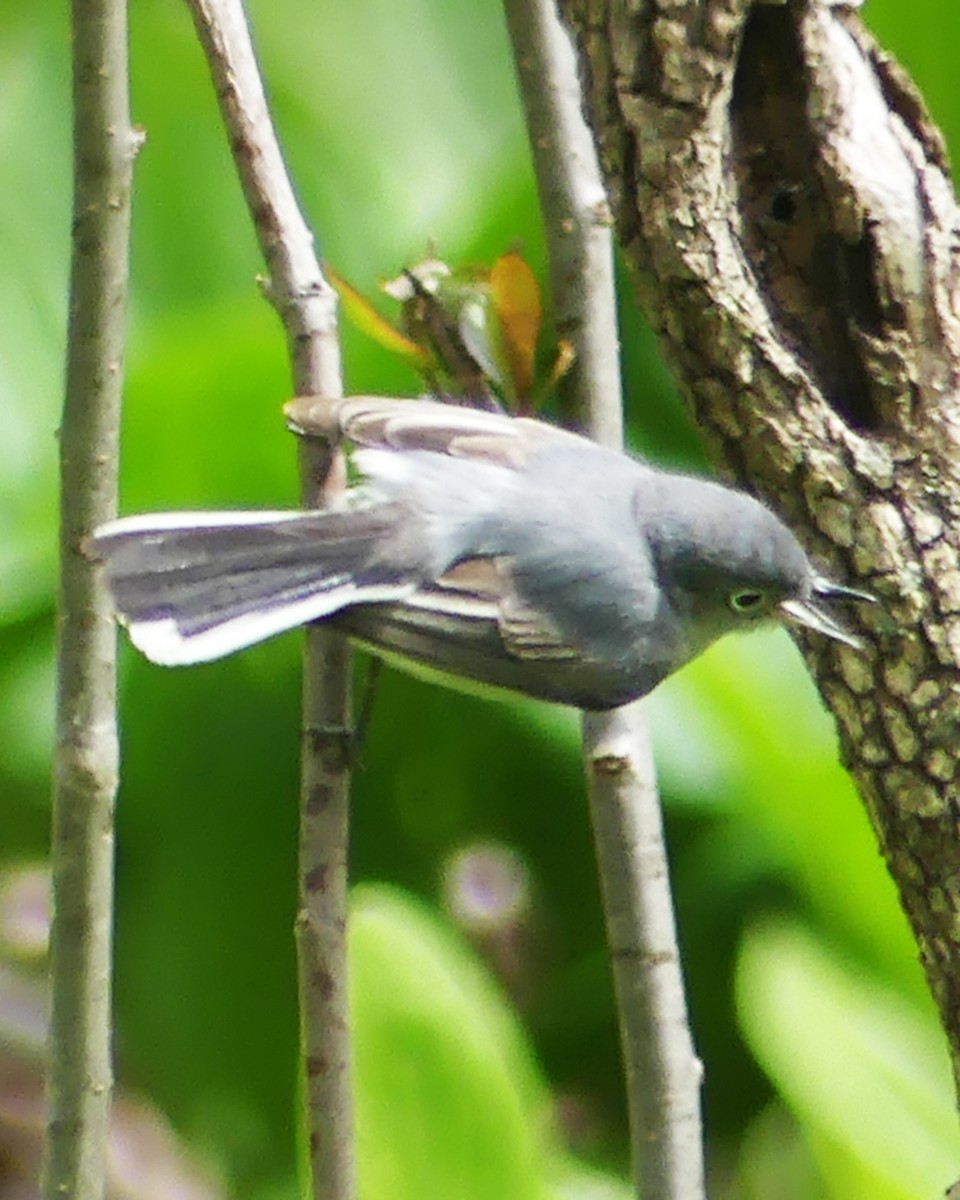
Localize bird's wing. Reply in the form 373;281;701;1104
284;394;589;471
335;555;631;708
435;558;579;661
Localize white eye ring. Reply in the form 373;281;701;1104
729;589;766;615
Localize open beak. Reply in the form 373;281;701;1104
810;577;877;605
780;576;876;649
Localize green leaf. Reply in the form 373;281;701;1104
350;885;553;1200
737;921;960;1199
328;265;431;369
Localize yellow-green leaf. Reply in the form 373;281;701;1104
327;264;430;367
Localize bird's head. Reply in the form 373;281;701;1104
642;474;873;652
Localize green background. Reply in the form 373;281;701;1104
2;1;959;1197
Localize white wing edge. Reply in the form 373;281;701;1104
123;581;416;665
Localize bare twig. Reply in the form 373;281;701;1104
503;0;622;446
579;710;705;1198
503;1;705;1195
182;2;353;1197
45;0;138;1196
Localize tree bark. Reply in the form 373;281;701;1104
557;0;960;1099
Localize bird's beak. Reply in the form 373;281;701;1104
811;576;877;605
779;576;876;649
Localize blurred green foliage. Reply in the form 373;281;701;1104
3;0;960;1196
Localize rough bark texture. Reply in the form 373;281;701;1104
558;0;960;1096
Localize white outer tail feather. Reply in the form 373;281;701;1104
125;579;416;665
96;508;417;665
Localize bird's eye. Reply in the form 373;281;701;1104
729;588;767;615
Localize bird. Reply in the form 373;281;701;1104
90;395;873;710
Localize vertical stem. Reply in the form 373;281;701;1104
296;445;355;1200
182;3;353;1195
295;627;353;1197
582;709;705;1199
503;0;705;1195
503;0;622;444
45;0;136;1196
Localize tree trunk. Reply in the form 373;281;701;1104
558;0;960;1099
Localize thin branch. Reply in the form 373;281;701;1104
45;0;137;1195
181;3;353;1198
503;0;622;447
184;0;342;399
579;710;705;1198
502;1;705;1196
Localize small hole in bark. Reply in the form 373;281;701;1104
770;188;798;223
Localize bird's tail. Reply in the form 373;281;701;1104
90;503;421;665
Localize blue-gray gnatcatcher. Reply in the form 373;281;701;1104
91;396;872;709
